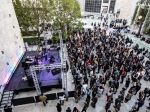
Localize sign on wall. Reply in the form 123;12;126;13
117;8;121;14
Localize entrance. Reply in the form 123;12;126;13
102;6;108;13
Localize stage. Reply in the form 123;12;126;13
5;48;62;93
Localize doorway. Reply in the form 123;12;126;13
102;6;108;13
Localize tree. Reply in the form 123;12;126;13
52;0;83;37
136;0;150;35
13;0;83;40
138;0;150;5
142;9;150;35
13;0;54;40
131;0;150;35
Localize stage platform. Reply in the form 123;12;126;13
5;49;62;93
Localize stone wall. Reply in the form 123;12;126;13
0;0;24;92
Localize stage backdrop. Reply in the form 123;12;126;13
0;0;25;95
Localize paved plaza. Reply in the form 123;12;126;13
11;16;150;112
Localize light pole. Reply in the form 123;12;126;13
137;15;143;36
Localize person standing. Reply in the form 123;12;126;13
74;90;79;103
86;95;91;106
106;90;112;102
59;94;65;105
56;103;62;112
7;106;12;112
120;71;126;83
114;79;119;93
73;107;79;112
4;105;8;112
91;96;98;108
66;107;71;112
81;102;88;112
105;100;111;112
125;75;130;88
39;93;47;106
124;92;132;103
137;99;144;111
134;83;141;95
63;88;69;101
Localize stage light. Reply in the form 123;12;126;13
3;49;24;84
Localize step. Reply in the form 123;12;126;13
4;90;13;93
1;101;11;104
3;91;13;95
2;98;12;102
0;103;11;108
2;97;12;101
4;90;14;92
3;94;13;97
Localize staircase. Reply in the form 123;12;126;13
0;90;14;108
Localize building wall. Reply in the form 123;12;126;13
78;0;116;15
115;0;139;24
77;0;85;12
78;0;138;25
0;0;24;93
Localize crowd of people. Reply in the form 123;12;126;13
64;21;150;112
11;13;150;112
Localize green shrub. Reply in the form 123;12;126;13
22;31;37;36
52;35;59;41
23;37;44;43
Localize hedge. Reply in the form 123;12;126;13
23;37;44;43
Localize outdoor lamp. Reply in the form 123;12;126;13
138;15;142;20
137;15;143;35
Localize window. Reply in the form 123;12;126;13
1;51;4;54
6;62;9;65
109;0;116;13
103;0;109;3
9;14;11;17
13;26;15;28
85;0;102;13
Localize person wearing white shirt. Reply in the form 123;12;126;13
81;60;84;65
59;95;65;105
90;69;93;77
82;83;88;94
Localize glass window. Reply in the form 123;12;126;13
85;0;101;13
103;0;109;3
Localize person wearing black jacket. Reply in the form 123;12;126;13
66;107;71;112
105;100;111;112
134;82;141;95
91;96;98;108
114;79;119;93
125;75;130;88
115;95;122;106
56;103;62;112
137;99;144;111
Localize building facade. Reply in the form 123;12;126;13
77;0;116;14
77;0;139;24
0;0;24;95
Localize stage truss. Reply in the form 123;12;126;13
30;30;67;95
